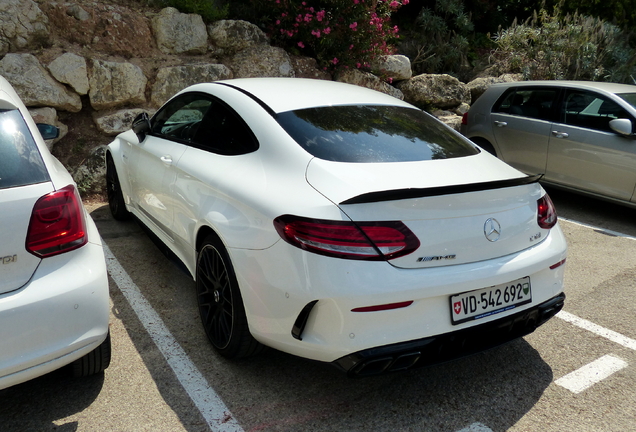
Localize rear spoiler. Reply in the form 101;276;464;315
340;174;543;205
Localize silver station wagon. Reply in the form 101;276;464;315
461;81;636;207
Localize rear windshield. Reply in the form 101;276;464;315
0;109;49;189
276;105;479;163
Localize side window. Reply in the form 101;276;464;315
151;93;213;142
192;101;259;156
494;88;557;121
561;90;630;132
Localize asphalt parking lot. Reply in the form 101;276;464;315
0;189;634;432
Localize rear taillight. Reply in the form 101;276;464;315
461;112;468;125
26;185;88;257
273;216;420;260
537;194;557;229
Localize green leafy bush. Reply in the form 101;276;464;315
230;0;406;71
397;0;480;79
493;7;636;83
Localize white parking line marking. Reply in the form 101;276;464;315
555;354;628;394
456;422;494;432
557;311;636;351
103;244;244;432
560;217;636;240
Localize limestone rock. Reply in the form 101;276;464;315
151;63;233;107
397;74;470;110
372;55;412;82
208;20;268;55
152;7;208;55
466;74;522;104
230;45;294;78
336;69;403;100
290;56;331;80
48;53;90;96
89;59;147;110
0;0;48;56
0;54;82;112
94;108;155;136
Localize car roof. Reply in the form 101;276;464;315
206;78;414;113
490;80;636;94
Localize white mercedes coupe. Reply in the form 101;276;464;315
106;78;567;376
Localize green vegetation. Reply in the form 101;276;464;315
154;0;636;83
493;6;636;82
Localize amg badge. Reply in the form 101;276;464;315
417;255;456;262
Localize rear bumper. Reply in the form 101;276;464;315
332;292;565;377
0;237;110;390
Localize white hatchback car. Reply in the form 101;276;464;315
107;78;567;376
0;76;110;390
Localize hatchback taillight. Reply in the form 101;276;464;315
461;112;468;125
273;216;420;260
26;185;88;257
537;194;557;229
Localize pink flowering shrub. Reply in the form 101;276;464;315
257;0;407;70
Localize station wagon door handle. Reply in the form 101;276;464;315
494;121;508;127
160;155;173;164
551;131;569;139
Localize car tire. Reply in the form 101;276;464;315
196;234;263;359
106;154;130;221
71;332;112;377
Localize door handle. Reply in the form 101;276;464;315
160;155;173;164
551;131;569;139
494;121;508;128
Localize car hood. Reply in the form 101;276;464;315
0;183;51;294
306;154;549;269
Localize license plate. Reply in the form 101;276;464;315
450;277;531;325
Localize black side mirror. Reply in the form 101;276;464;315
36;123;60;140
132;112;151;141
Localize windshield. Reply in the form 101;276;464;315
276;105;479;163
0;109;49;189
617;93;636;110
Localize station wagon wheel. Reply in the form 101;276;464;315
196;235;263;358
106;155;130;220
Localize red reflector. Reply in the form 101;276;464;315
352;301;414;313
273;216;420;260
550;259;566;270
26;185;88;257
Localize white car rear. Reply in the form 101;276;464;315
0;75;110;390
107;78;566;376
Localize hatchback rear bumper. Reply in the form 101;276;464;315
332;292;565;377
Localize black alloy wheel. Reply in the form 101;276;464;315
106;155;130;221
196;235;263;358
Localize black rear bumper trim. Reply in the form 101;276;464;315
332;292;565;377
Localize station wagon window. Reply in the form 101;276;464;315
151;93;258;155
560;90;630;132
494;88;557;121
0;109;49;189
276;105;478;163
